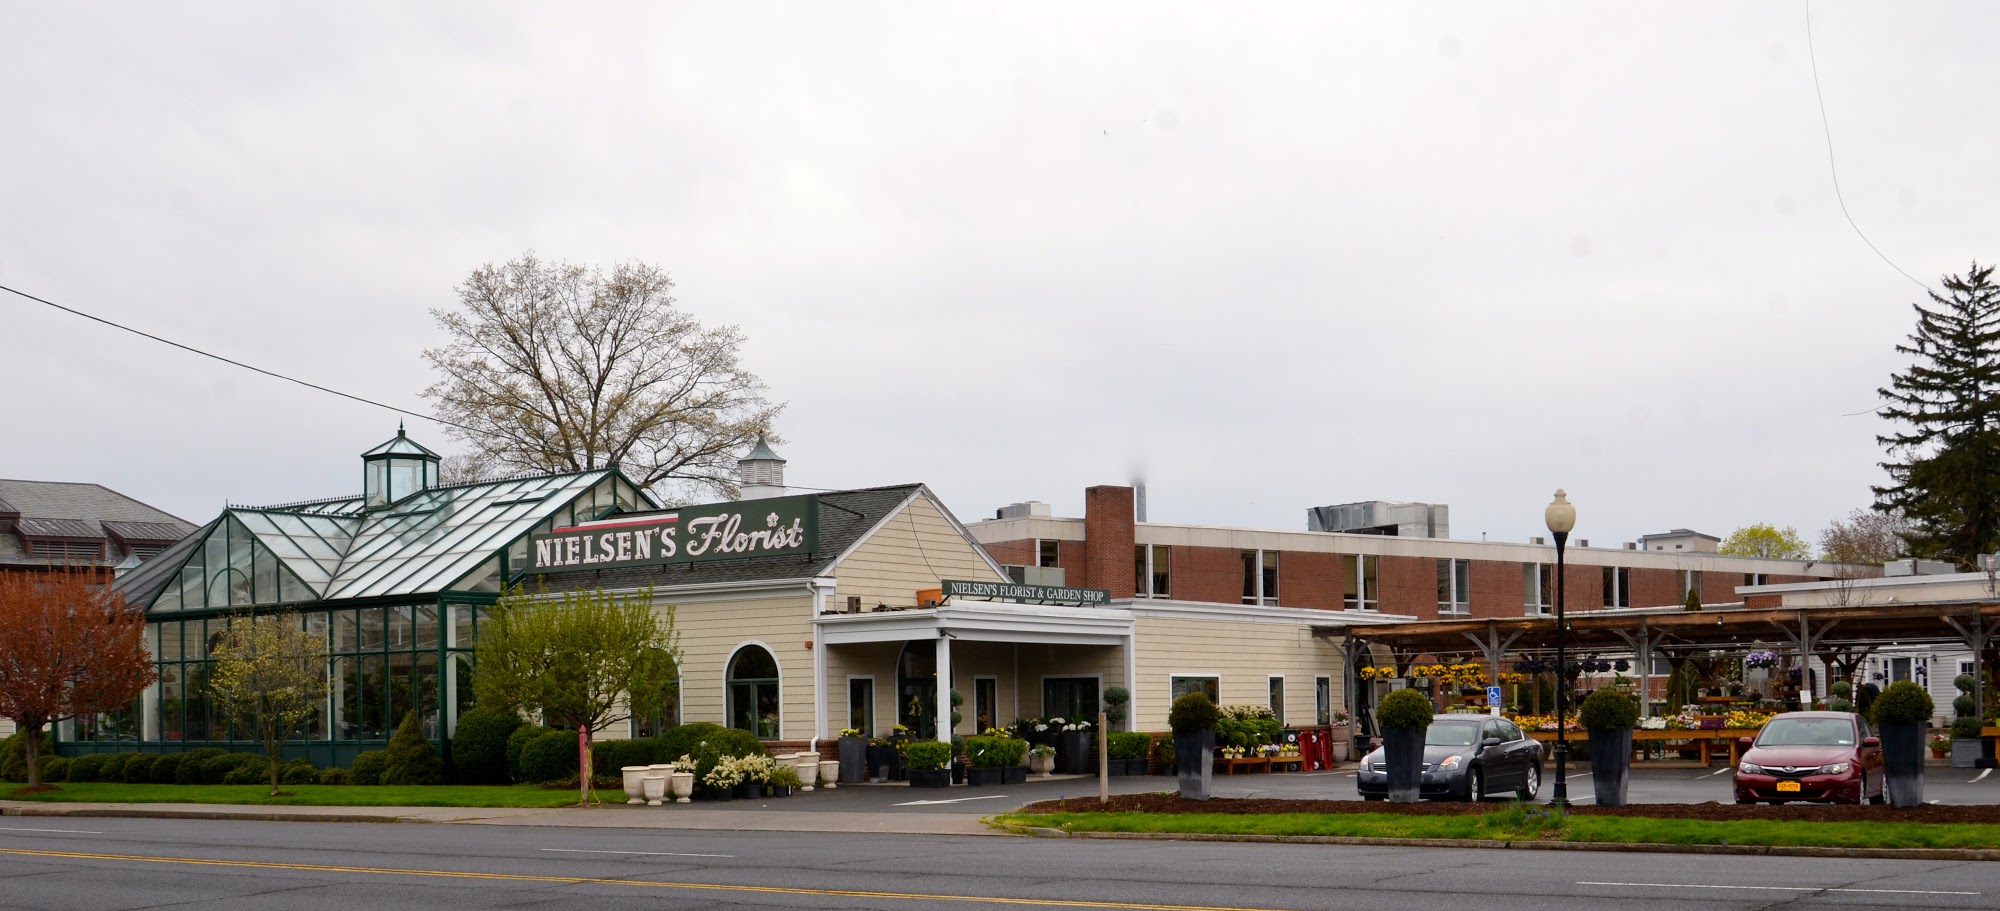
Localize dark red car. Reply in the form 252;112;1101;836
1733;711;1884;805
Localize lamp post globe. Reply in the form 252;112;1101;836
1545;489;1575;807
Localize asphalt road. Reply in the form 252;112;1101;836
0;817;1993;911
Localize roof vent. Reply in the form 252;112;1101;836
994;501;1052;520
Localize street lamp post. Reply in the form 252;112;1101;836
1544;489;1576;808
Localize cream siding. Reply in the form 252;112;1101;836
831;493;1006;610
1130;616;1343;731
656;592;814;741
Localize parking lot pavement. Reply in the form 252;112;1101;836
1294;764;2000;805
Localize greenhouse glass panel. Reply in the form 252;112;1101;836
358;607;386;651
226;519;254;606
452;654;476;728
159;666;184;742
153;577;183;613
252;538;277;604
450;606;473;649
278;567;312;604
157;621;183;662
414;606;439;650
388;606;414;650
414;652;440;735
333;609;358;652
202;534;228;607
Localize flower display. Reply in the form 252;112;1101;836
1723;709;1774;730
1744;650;1780;670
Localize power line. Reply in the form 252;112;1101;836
0;282;467;432
1805;0;1934;296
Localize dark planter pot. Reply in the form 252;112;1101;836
1058;731;1095;775
1951;738;1985;769
951;758;968;784
1174;729;1214;801
707;787;734;802
967;766;1006;787
1002;765;1028;785
1382;727;1424;803
1129;758;1151;776
866;744;897;781
907;768;951;788
1106;757;1130;777
1588;727;1632;807
839;736;867;784
768;785;794;797
734;782;763;800
1880;721;1925;808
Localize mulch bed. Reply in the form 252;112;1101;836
1021;793;2000;824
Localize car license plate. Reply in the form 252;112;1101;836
1776;780;1801;793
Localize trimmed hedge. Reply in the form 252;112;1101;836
349;750;389;786
123;754;160;784
1872;680;1934;725
451;708;523;785
905;740;952;771
506;725;546;784
1580;688;1639;730
281;758;319;785
964;735;1026;768
40;757;71;783
317;767;351;786
1108;732;1152;761
519;728;577;784
0;731;54;782
1376;689;1435;730
68;753;112;783
591;737;663;778
659;723;766;763
151;753;188;784
175;749;225;785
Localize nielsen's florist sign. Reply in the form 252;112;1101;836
529;494;819;572
942;579;1111;606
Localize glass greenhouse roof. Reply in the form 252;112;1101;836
119;468;649;612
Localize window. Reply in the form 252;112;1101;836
1343;554;1378;611
1037;539;1060;568
1602;566;1631;609
727;644;781;739
1680;570;1703;601
1436;558;1469;614
1744;573;1770;587
848;677;875;736
1171;675;1220;703
1134;544;1171;598
974;677;998;733
1315;676;1332;726
1268;676;1285;724
1043;677;1099;720
1241;550;1279;605
1524;563;1552;615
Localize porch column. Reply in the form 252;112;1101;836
813;618;828;743
1124;631;1139;733
935;633;953;744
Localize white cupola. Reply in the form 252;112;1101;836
737;435;786;501
361;423;442;509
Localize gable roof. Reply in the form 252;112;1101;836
523;484;927;593
0;479;198;569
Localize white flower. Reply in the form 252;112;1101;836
1048;717;1066;725
1034;723;1048;732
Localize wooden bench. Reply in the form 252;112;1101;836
1214;756;1273;775
1525;728;1761;766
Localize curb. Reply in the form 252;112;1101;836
988;822;2000;862
3;807;422;825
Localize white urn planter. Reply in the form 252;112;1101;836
818;760;840;789
641;773;668;806
622;766;649;805
796;759;819;792
1029;752;1056;777
670;771;695;803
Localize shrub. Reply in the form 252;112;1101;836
1830;681;1853;699
122;754;159;784
1108;732;1151;761
1952;716;1985;740
1828;698;1855;713
1682;589;1701;611
1954;695;1979;718
1580;688;1639;730
40;757;71;783
1103;686;1130;725
519;728;578;784
659;723;766;763
175;749;226;785
382;712;446;786
963;735;1026;768
591;737;663;778
452;708;525;785
1167;692;1219;734
68;753;111;783
1376;689;1435;730
201;752;262;785
349;750;389;786
768;765;804;789
1856;682;1880;717
95;753;131;784
317;767;351;786
905;740;952;771
0;731;53;782
151;753;188;784
1152;735;1175;771
505;724;546;783
1872;680;1935;725
281;758;319;785
221;763;263;785
1956;674;1977;694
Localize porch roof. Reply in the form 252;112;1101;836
815;600;1133;646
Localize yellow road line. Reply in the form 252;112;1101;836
0;847;1293;911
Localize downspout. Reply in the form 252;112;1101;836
810;579;830;758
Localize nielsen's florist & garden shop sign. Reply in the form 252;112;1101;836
529;494;820;572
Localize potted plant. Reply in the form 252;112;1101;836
621;765;650;805
1169;691;1219;800
1950;674;1985;769
866;736;898;783
1103;687;1130;730
669;755;696;803
1376;688;1432;803
838;727;867;784
1107;731;1151;775
1930;733;1951;760
1873;680;1933;808
963;735;1026;786
733;755;772;800
1057;718;1095;775
1581;687;1638;807
702;755;745;801
1028;744;1057;776
905;740;953;788
766;764;802;797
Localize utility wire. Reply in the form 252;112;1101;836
0;282;468;431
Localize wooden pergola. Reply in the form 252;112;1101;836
1316;600;2000;726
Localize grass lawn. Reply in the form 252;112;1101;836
1;782;590;808
999;807;2000;851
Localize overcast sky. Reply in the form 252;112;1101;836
5;3;1997;550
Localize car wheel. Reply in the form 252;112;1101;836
1854;773;1868;806
1468;769;1485;803
1517;764;1540;800
1867;772;1886;805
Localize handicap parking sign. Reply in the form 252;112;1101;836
1485;685;1502;704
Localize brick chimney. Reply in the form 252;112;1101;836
1083;485;1136;599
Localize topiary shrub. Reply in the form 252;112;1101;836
1683;589;1702;612
1954;695;1980;718
382;712;446;786
451;708;524;785
281;758;319;785
1579;688;1639;730
963;735;1026;768
506;724;547;783
40;757;71;783
221;762;263;785
122;754;159;784
68;753;111;783
1955;674;1977;694
1872;680;1935;725
175;749;226;785
349;750;389;786
518;728;577;784
317;767;351;786
151;754;188;784
1376;688;1435;730
1827;699;1855;713
1830;680;1853;700
905;740;951;771
1168;692;1219;734
1103;687;1130;726
1952;716;1985;739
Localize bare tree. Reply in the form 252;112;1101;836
1819;508;1912;566
424;253;782;502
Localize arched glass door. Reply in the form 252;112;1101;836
727;645;780;739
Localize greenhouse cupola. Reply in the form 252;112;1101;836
361;423;442;508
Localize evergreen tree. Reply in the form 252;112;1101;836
1874;262;2000;567
381;711;445;786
